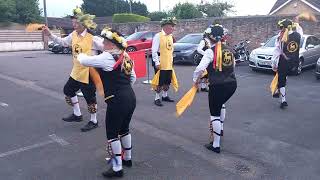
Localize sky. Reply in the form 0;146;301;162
38;0;278;17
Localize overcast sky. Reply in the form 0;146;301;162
38;0;278;17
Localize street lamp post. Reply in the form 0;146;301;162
159;0;161;11
129;0;132;13
43;0;48;26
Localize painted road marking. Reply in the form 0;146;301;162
0;134;69;158
0;102;9;107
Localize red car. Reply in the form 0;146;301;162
126;31;157;52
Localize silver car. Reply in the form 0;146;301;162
249;34;320;75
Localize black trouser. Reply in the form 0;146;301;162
63;77;97;104
277;56;289;88
105;87;136;139
208;82;237;116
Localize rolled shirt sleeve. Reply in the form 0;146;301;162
152;33;160;66
193;49;213;82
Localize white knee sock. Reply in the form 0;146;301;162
120;133;132;161
221;105;226;131
162;91;168;98
71;96;81;116
90;104;97;124
155;92;161;100
201;82;206;89
280;87;286;103
110;140;122;172
211;116;222;148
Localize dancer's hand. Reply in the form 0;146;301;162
42;26;51;36
156;65;160;70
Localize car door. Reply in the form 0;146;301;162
311;37;320;65
139;32;154;50
303;36;315;65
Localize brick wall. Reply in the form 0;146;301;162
107;15;320;50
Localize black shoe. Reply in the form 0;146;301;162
102;168;123;178
204;143;220;153
280;101;288;109
122;160;132;167
162;96;174;102
81;121;98;132
154;99;163;106
62;114;83;122
273;92;280;98
221;130;224;136
201;88;209;92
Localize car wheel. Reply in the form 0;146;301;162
193;53;201;65
316;74;320;80
127;46;137;52
62;48;69;54
251;67;258;72
293;59;303;76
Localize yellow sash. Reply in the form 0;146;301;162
270;73;278;95
151;69;179;92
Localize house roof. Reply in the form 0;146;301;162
47;16;113;29
269;0;320;15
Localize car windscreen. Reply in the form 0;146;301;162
126;32;145;41
177;35;202;44
300;37;305;48
264;36;277;47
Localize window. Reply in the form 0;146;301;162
177;34;202;44
264;36;277;47
141;32;154;40
126;32;145;41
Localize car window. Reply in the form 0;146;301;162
126;32;145;41
141;32;153;40
306;37;313;46
312;37;320;46
177;34;202;44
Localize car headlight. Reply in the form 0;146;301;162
317;59;320;65
249;51;257;59
180;49;195;54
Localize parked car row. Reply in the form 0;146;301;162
48;42;71;54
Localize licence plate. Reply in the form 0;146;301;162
259;61;271;66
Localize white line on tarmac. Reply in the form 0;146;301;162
0;102;8;107
0;134;69;159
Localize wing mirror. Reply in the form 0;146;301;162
141;38;147;42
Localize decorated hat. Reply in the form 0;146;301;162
277;19;293;29
70;7;97;30
205;24;224;41
160;17;178;26
100;27;128;50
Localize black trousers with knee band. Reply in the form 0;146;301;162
105;87;136;140
208;82;237;116
63;77;97;105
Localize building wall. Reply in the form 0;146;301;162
273;0;319;15
107;15;320;50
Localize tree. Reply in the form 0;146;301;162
131;1;148;17
172;3;202;19
15;0;42;23
197;1;233;17
82;0;148;17
148;11;168;21
0;0;16;22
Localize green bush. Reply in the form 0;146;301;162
112;13;150;23
148;11;168;21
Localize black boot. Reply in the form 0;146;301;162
102;168;123;178
81;121;98;132
162;96;174;102
204;143;220;153
154;99;163;106
122;160;132;167
62;114;83;122
280;101;288;109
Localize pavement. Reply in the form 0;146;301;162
0;51;320;180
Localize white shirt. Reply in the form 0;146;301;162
193;48;214;83
152;30;172;66
197;38;211;56
49;29;104;55
77;52;136;85
271;25;304;69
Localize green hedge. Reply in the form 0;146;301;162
112;13;150;23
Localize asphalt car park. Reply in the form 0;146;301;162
0;51;320;180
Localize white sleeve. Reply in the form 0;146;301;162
197;40;206;55
49;33;72;47
152;33;160;66
78;52;115;71
92;36;104;52
130;68;137;85
272;38;281;69
193;49;213;82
